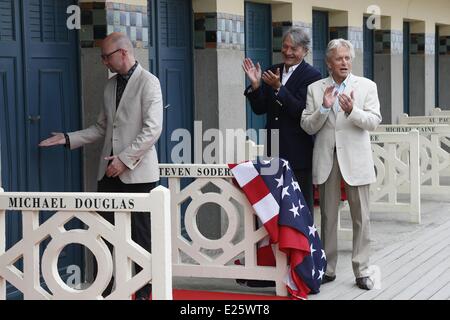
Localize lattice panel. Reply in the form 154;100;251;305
168;176;288;296
371;143;410;204
0;210;152;300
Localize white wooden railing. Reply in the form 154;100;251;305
159;164;288;296
399;113;450;125
398;115;450;178
0;187;171;300
320;130;421;240
369;131;420;222
431;108;450;116
375;125;450;199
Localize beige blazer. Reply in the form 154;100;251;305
68;64;163;184
301;74;382;186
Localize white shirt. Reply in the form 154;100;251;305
281;62;301;86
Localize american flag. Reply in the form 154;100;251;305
229;158;327;299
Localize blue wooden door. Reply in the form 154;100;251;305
363;16;374;80
403;22;410;115
150;0;193;164
0;1;27;292
244;2;271;135
0;0;27;193
0;0;83;298
313;11;328;79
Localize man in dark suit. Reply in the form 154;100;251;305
243;27;322;214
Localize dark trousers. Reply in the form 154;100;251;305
293;169;314;217
94;175;156;298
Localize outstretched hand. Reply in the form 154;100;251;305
38;132;66;147
242;58;262;90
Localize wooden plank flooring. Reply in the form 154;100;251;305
310;219;450;300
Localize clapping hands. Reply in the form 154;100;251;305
322;86;354;114
242;58;262;90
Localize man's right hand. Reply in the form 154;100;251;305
39;132;66;147
323;85;338;109
242;58;262;91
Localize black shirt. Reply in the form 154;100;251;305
116;61;139;109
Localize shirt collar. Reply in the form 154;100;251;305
284;61;302;74
331;73;352;88
119;61;139;81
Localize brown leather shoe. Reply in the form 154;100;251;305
356;277;374;290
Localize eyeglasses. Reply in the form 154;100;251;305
101;48;122;60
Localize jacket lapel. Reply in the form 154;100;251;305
114;64;143;119
344;74;358;97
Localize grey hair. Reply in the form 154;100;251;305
326;38;355;60
282;27;311;53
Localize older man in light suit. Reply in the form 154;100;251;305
39;33;163;299
301;39;381;290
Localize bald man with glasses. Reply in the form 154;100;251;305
40;33;163;300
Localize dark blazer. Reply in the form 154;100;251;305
244;60;322;170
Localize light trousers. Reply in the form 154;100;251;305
319;151;371;278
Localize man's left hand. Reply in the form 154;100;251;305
262;68;281;91
339;91;354;114
105;156;128;178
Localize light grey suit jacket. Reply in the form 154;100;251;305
301;74;382;186
68;64;163;184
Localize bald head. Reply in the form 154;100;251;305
101;32;136;75
104;32;134;57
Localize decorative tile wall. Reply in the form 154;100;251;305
410;33;425;54
194;13;244;50
329;27;348;41
272;21;312;52
374;30;392;54
80;1;149;48
273;21;292;52
348;27;363;52
391;30;403;55
424;34;435;55
439;36;450;55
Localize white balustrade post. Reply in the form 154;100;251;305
274;244;288;296
409;130;421;223
0;188;5;300
168;177;181;266
112;210;133;300
22;210;41;300
150;186;172;300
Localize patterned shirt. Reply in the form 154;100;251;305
116;61;139;109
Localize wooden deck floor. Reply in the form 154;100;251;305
310;219;450;300
174;200;450;300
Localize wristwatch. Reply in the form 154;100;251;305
64;133;71;149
